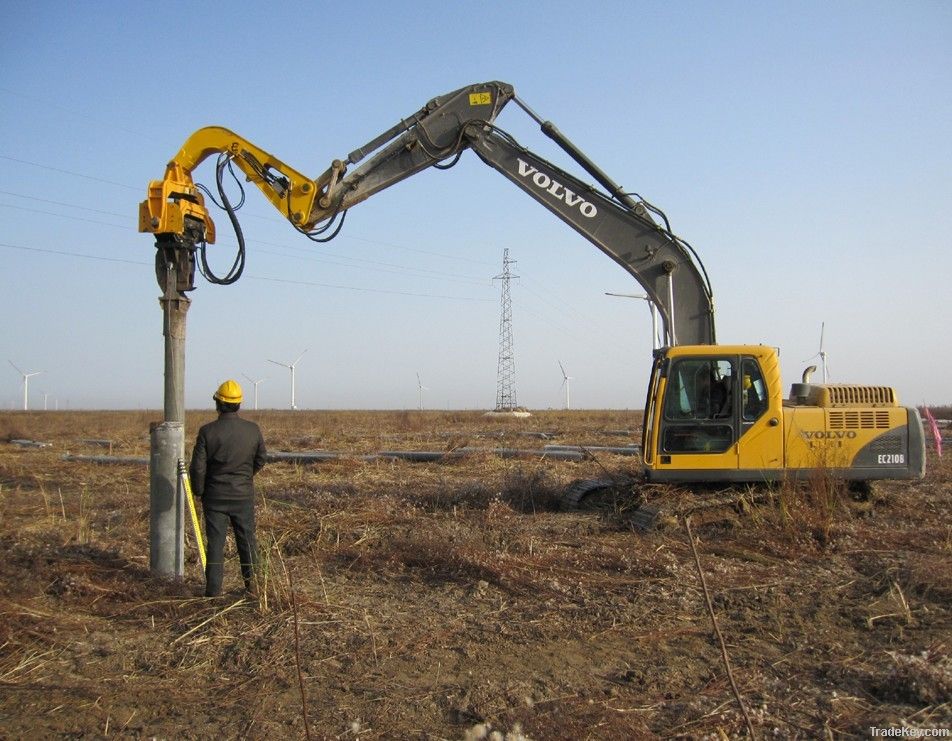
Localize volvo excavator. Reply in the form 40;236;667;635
140;81;925;516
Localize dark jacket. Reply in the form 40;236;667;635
189;412;267;504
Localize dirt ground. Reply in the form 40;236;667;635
0;409;949;740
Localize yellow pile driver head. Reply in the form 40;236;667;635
213;379;243;404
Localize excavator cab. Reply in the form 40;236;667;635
643;345;785;481
643;344;924;484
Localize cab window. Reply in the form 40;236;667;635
661;358;734;453
741;358;768;423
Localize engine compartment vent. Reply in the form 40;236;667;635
821;385;897;408
828;409;892;429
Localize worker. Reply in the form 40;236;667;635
189;380;267;598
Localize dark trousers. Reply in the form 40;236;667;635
203;499;257;597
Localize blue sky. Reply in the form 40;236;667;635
1;1;949;410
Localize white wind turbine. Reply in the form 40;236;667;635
268;349;307;410
804;322;830;383
559;361;573;410
9;361;44;411
416;372;429;411
242;374;267;411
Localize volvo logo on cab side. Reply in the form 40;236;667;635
517;159;598;218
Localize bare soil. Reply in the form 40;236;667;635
0;409;949;739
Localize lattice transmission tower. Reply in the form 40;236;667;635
493;248;519;411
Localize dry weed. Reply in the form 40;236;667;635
0;409;949;739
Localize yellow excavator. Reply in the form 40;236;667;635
140;81;925;498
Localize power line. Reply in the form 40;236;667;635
250;247;489;286
0;203;128;229
344;233;494;267
0;201;601;338
0;189;127;218
0;199;611;336
0;195;489;283
0;202;490;287
0;240;494;302
0;157;601;313
0;196;491;284
249;274;493;302
0;190;129;219
0;155;139;190
0;86;151;139
0;241;146;265
0;177;493;270
0;142;497;266
0;197;490;283
0;192;624;341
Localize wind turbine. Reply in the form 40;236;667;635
242;374;267;411
558;361;573;410
8;361;44;411
804;323;830;383
416;372;429;411
268;349;307;410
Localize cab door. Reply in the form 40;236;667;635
735;356;784;473
654;356;739;476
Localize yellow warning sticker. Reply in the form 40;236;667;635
469;92;492;106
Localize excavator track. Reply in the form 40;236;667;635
560;478;623;511
561;477;772;532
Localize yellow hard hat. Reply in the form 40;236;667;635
213;379;243;404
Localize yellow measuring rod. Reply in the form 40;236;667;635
178;459;207;571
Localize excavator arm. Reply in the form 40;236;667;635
470;124;715;347
139;126;324;239
139;82;516;241
140;80;715;345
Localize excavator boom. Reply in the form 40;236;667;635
309;82;714;345
140;80;715;345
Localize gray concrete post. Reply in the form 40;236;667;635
163;292;189;423
149;421;185;576
149;253;190;578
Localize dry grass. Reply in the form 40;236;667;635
0;409;949;738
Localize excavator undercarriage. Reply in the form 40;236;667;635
560;474;877;532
